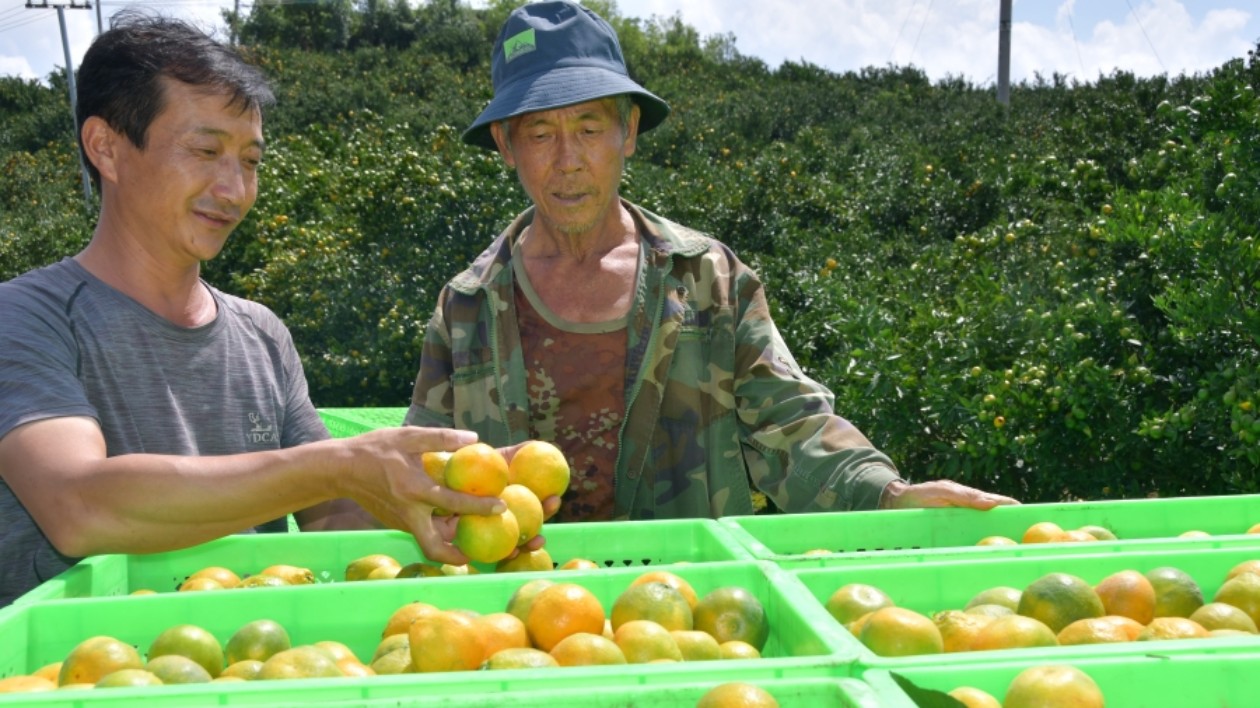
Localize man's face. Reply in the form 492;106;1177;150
493;97;639;241
106;78;264;264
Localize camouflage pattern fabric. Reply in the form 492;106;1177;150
405;201;902;519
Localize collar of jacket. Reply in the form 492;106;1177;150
447;199;712;295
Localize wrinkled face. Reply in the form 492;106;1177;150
106;77;264;264
492;97;639;241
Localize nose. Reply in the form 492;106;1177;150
212;156;254;206
554;132;584;173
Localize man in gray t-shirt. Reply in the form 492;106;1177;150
0;15;506;607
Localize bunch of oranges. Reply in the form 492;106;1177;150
424;440;570;566
826;557;1260;662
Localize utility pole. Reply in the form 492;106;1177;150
997;0;1011;106
25;0;94;209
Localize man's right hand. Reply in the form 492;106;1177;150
335;427;506;565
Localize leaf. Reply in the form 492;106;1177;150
889;672;967;707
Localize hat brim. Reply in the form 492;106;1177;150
462;65;669;150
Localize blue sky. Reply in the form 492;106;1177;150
1;1;1256;85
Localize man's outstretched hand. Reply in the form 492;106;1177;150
879;479;1020;510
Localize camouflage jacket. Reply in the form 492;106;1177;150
405;201;901;519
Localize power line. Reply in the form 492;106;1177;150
887;0;920;65
908;0;936;67
1124;0;1166;74
1065;6;1087;79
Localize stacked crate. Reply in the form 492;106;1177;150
3;407;1258;705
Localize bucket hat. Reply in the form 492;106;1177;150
462;0;670;150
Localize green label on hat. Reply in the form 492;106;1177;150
503;28;536;63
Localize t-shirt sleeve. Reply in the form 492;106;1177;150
0;284;97;441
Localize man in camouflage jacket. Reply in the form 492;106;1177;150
405;1;1017;521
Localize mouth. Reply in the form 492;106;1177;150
194;209;239;229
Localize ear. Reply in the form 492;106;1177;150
81;116;120;185
489;121;516;169
622;103;641;159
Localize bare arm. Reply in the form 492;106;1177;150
0;416;503;564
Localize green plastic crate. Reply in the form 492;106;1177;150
17;519;753;604
334;676;882;707
720;493;1260;567
317;408;407;439
792;543;1260;669
0;561;856;706
863;651;1260;707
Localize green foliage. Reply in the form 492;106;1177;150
3;3;1259;502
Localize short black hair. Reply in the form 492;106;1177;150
76;11;275;187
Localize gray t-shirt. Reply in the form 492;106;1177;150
0;258;328;606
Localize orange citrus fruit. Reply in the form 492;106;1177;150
1225;559;1260;581
976;536;1018;547
421;450;451;484
178;576;225;592
475;612;530;659
629;570;699;610
455;509;520;564
525;582;606;652
969;614;1058;651
1094;569;1156;624
966;586;1022;612
1021;521;1065;544
1212;572;1260;627
409;611;486;673
1190;602;1259;633
496;548;554;573
0;676;56;693
1004;665;1104;708
31;663;60;683
693;586;769;651
613;619;683;663
1137;616;1209;640
548;632;626;666
58;636;144;686
219;659;264;680
258;646;344;680
825;583;894;626
237;574;289;589
1146;566;1204;618
857;606;943;657
1055;616;1143;645
382;601;442;638
370;648;413;675
145;654;213;684
312;640;358;664
948;686;1001;708
932;609;993;653
717;640;761;660
500;484;544;544
697;681;780;707
507;440;571;501
670;629;722;661
147;624;224;678
610;581;694;632
560;558;601;571
95;668;162;688
345;554;402;582
225;619;291;665
483;647;558;670
1077;525;1118;541
258;565;315;585
445;442;509;496
185;566;241;589
506;578;555;623
1016;572;1104;634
